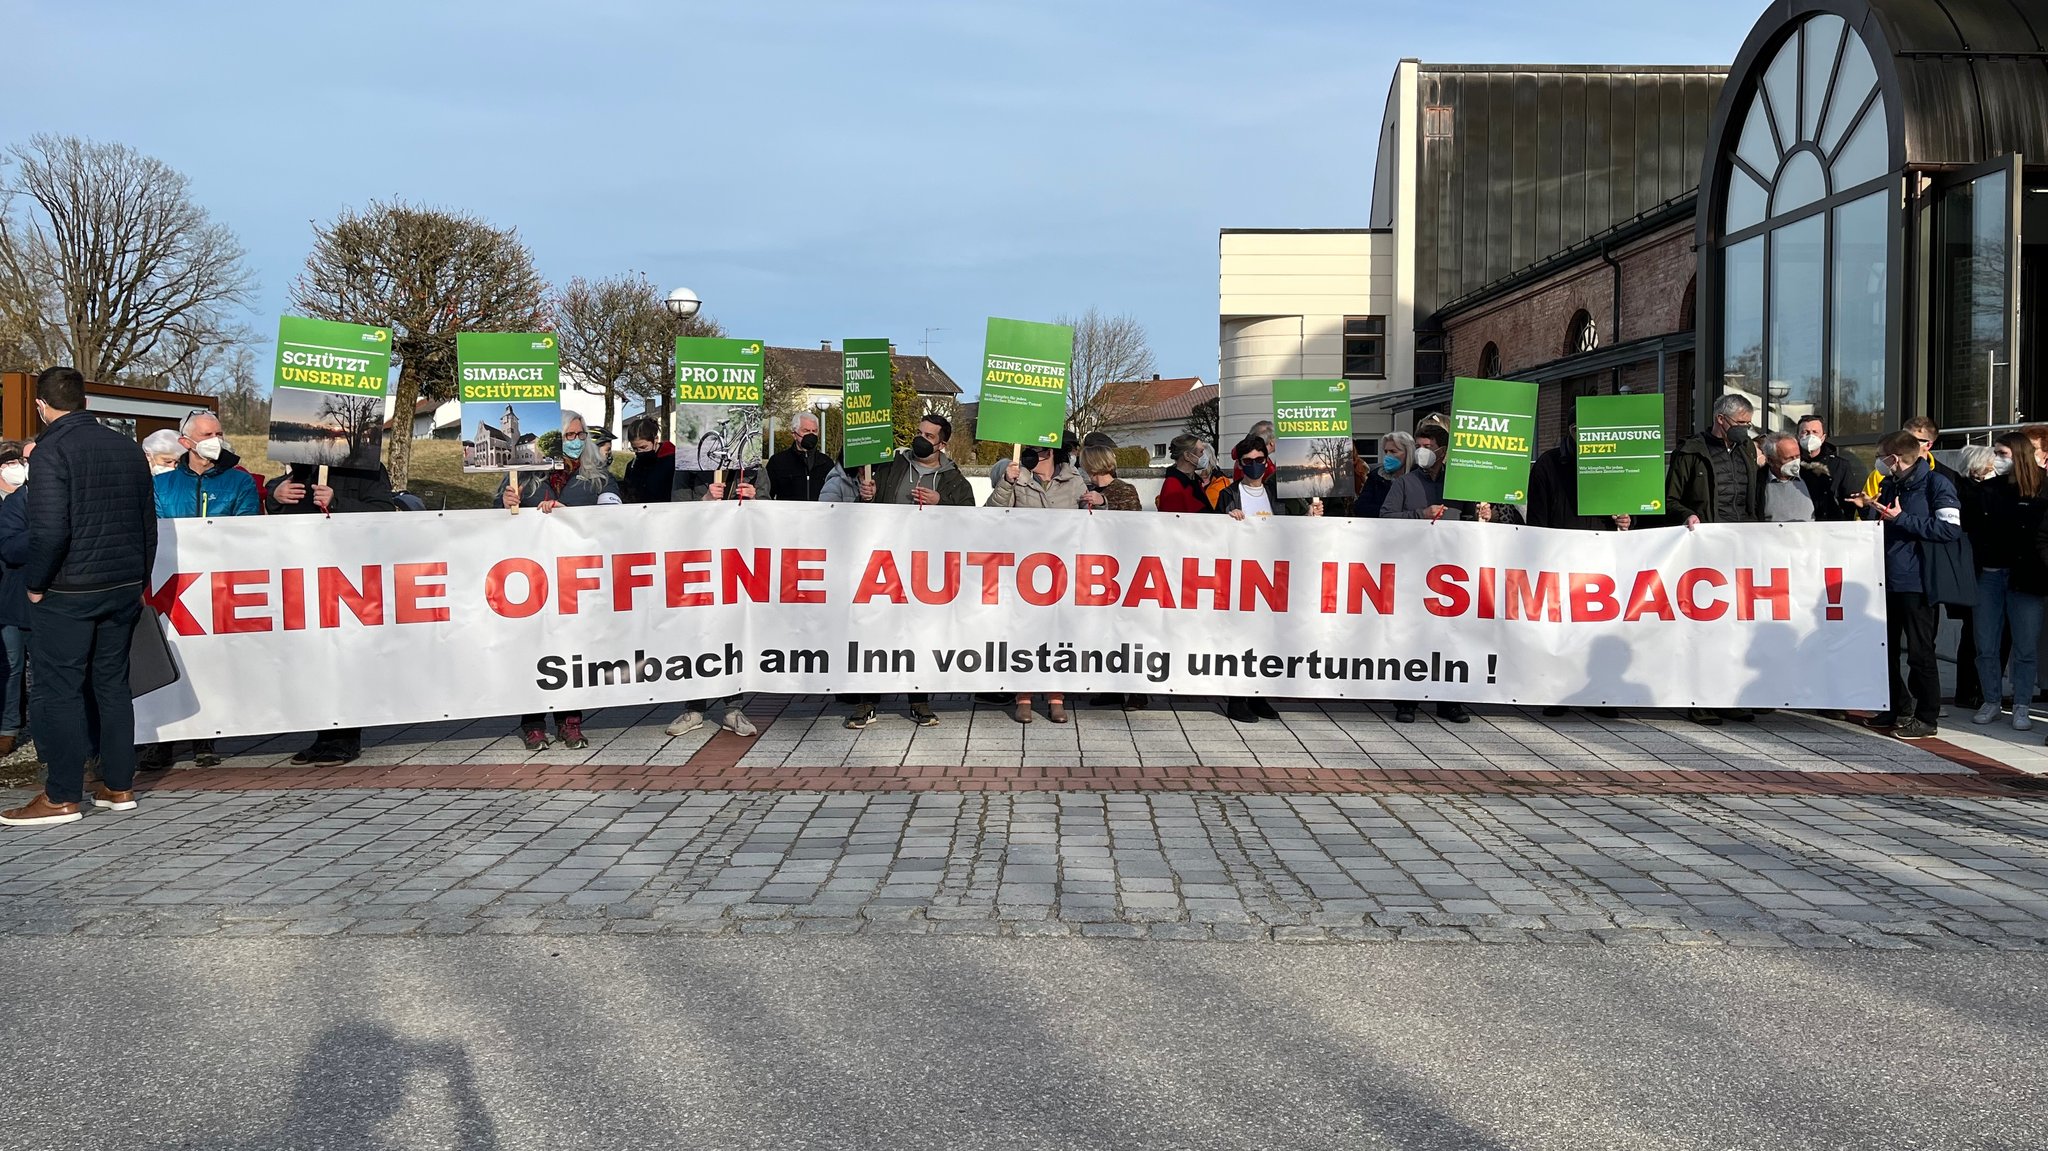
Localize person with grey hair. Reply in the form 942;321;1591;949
141;429;183;476
1667;393;1761;531
1353;430;1413;519
760;409;856;502
1761;430;1815;523
1665;393;1761;726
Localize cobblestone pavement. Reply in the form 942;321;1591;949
132;698;2038;795
3;787;2044;949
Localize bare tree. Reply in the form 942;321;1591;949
0;134;253;382
1056;307;1156;436
636;309;723;436
290;201;551;489
554;272;672;432
318;393;384;460
1182;396;1220;450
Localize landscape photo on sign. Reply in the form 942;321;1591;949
673;336;766;472
975;317;1073;448
1272;379;1356;501
457;332;563;473
266;316;392;470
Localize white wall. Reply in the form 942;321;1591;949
1218;230;1399;442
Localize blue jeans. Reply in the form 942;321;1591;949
1974;569;2042;705
0;624;22;736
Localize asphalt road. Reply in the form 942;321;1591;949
4;938;2043;1151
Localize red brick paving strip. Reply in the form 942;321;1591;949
144;761;2032;798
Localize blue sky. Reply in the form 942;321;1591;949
4;0;1762;395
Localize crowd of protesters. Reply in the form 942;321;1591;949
0;359;2032;826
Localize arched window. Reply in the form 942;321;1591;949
1716;12;1892;436
1567;310;1598;356
1479;342;1502;378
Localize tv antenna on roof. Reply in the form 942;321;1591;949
921;327;946;358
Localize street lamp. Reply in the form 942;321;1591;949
664;287;701;322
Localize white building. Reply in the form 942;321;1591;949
1094;377;1215;464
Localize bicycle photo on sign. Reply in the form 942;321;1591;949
674;403;767;472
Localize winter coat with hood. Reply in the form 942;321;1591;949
153;450;261;519
987;460;1087;509
869;447;974;507
24;409;156;595
1871;457;1962;595
496;456;622;508
267;462;397;516
1666;429;1763;525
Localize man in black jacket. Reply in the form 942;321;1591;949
270;459;398;766
2;368;156;827
1666;393;1762;529
1525;426;1629;721
1792;414;1866;523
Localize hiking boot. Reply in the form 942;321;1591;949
1439;702;1472;724
720;708;758;737
844;706;876;731
557;716;588;750
520;725;550;752
910;703;940;728
90;785;137;812
0;794;82;827
1225;698;1258;724
192;740;221;768
1892;717;1938;740
1249;699;1279;720
665;708;706;737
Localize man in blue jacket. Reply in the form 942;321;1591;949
151;409;259;520
1851;429;1962;740
1;368;156;827
138;409;259;771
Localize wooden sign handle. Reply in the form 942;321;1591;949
507;466;519;516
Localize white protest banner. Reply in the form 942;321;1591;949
133;506;1889;741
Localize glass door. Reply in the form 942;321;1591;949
1931;154;2023;438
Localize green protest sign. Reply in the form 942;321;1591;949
674;337;764;406
273;316;391;397
1574;393;1667;517
674;337;766;473
976;317;1073;448
456;332;563;473
1442;376;1538;504
1271;379;1355;500
841;338;895;468
267;316;393;470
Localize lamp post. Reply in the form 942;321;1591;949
660;287;702;440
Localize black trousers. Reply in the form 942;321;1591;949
1887;593;1941;724
30;584;142;804
1950;605;1981;703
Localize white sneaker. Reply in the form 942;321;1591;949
1972;702;2001;725
721;709;758;737
665;709;706;737
2016;711;2034;732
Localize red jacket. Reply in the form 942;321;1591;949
1155;467;1212;513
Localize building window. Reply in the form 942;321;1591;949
1424;105;1454;140
1479;342;1502;378
1343;316;1386;380
1567;311;1599;355
1154;443;1168;459
1715;12;1892;437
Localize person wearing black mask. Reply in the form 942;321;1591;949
849;414;973;728
1214;435;1322;724
620;416;675;504
763;411;857;502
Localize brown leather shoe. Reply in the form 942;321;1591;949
0;793;83;827
0;734;17;757
91;785;137;812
